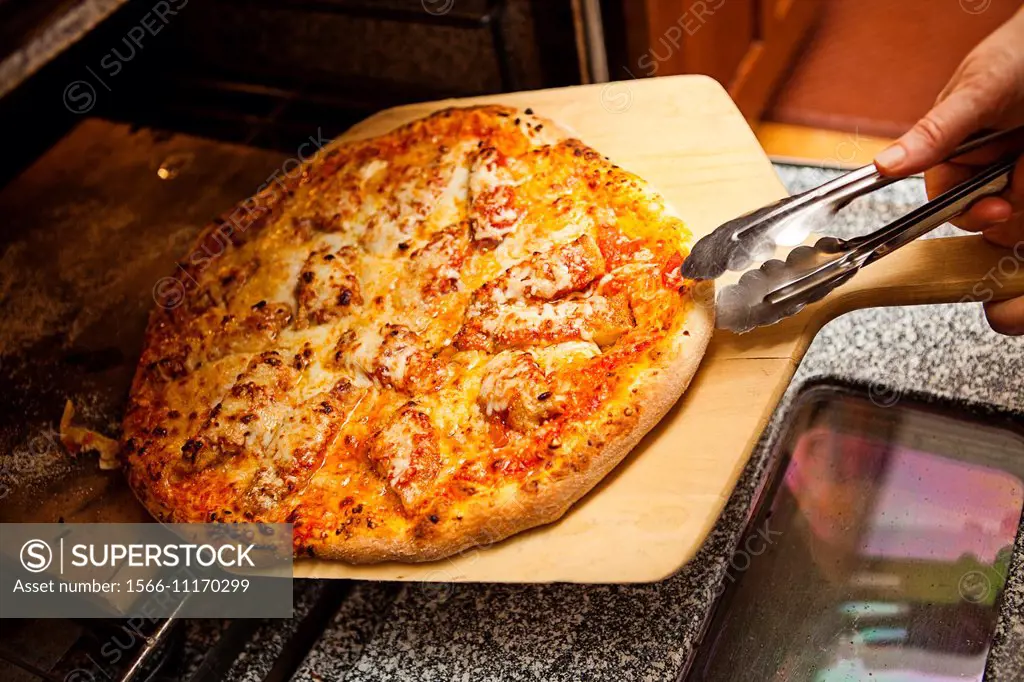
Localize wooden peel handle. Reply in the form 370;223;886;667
821;235;1024;319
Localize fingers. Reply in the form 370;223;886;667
970;153;1023;238
960;197;1014;231
925;166;1009;231
925;161;974;210
985;296;1024;336
980;216;1024;248
875;87;998;177
924;153;1024;232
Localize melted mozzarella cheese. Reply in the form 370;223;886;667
532;341;601;373
479;300;570;334
384;340;419;384
468;149;519;198
432;382;481;438
478;351;528;415
492;259;574;304
388;449;412;486
472;215;516;243
363;210;408;254
344;325;386;381
359;159;388;183
435;160;470;227
494;218;593;271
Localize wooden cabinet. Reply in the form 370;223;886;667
612;0;820;121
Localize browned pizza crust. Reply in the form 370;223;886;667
122;105;714;563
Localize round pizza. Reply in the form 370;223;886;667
122;105;713;562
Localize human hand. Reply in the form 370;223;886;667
874;10;1024;335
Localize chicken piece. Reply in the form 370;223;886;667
243;380;364;516
183;351;298;470
142;300;293;383
366;405;441;508
478;351;559;431
360;146;472;253
223;302;295;356
410;224;469;298
468;146;523;243
454;293;634;353
295;245;362;326
372;325;444;392
195;258;262;314
334;324;444;393
474;234;605;306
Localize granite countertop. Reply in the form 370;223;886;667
216;164;1024;681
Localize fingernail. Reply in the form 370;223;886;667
875;144;906;170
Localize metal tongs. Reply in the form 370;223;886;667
681;126;1023;333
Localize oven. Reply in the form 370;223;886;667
0;1;588;679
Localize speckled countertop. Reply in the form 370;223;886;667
210;166;1022;681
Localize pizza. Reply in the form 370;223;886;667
121;105;714;562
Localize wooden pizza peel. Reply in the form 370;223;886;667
295;75;1024;582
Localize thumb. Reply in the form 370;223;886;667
875;87;993;177
985;295;1024;336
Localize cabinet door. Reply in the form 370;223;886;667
620;0;820;121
